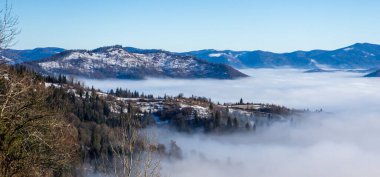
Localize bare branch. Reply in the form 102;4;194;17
0;0;20;49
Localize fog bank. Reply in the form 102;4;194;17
83;69;380;177
155;109;380;177
82;69;379;112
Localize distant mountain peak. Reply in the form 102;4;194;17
92;45;124;53
346;42;380;49
124;47;169;54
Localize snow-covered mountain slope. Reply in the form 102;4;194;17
182;43;380;69
23;45;248;80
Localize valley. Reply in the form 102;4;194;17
1;0;380;176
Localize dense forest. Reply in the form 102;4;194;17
0;64;169;177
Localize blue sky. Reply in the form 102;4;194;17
8;0;380;52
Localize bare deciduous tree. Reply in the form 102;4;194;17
108;109;161;177
0;0;19;49
0;65;78;177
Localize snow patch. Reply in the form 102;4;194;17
343;47;353;51
179;104;210;119
309;59;334;70
1;56;14;64
209;53;224;57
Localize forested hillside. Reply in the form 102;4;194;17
0;64;162;177
0;62;303;176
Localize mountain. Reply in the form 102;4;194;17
303;68;336;73
181;43;380;69
179;49;248;68
4;43;380;70
23;45;248;80
180;49;318;68
364;69;380;77
0;47;65;63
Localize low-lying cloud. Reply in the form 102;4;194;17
156;111;380;177
83;69;380;177
82;69;380;112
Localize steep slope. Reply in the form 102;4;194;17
24;45;248;80
364;70;380;77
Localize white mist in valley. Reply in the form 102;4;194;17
82;69;379;111
82;69;380;177
156;110;380;177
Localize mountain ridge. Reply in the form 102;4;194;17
180;43;380;69
22;45;248;80
3;43;380;70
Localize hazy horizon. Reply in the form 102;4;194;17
8;42;380;54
